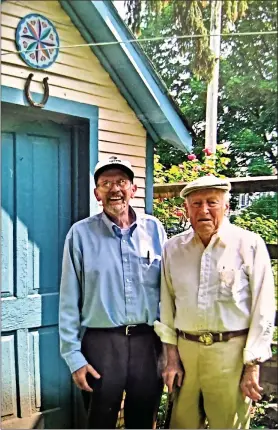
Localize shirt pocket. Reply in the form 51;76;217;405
140;255;161;288
218;265;250;303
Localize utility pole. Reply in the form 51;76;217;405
205;0;222;153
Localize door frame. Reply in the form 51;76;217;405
1;86;99;217
1;86;99;428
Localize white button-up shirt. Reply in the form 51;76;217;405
155;218;275;363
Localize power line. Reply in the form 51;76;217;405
1;30;277;57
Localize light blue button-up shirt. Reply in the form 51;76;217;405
59;209;167;373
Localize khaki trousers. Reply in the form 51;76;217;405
170;335;252;429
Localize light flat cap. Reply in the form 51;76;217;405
180;175;231;198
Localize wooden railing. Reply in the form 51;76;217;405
153;175;277;199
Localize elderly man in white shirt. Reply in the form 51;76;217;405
155;175;275;429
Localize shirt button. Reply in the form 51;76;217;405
122;239;126;243
126;279;130;282
123;258;128;262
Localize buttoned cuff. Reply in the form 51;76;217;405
64;350;88;374
243;345;273;364
154;320;177;345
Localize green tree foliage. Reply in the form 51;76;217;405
232;212;277;244
124;0;277;176
219;1;277;176
244;194;278;219
125;0;248;81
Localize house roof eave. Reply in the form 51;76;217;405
60;0;192;152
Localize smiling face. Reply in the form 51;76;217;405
185;188;229;246
94;168;137;218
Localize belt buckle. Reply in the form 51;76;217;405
125;325;136;336
199;332;213;346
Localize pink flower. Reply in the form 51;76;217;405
178;164;185;169
187;154;196;161
175;210;183;217
202;148;213;156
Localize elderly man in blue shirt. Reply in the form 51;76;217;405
59;156;167;429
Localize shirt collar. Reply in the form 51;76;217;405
101;207;138;237
215;217;232;245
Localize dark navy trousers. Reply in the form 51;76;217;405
81;327;163;429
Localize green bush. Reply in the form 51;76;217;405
231;213;277;244
245;194;277;220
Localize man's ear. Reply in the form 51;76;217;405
130;184;137;198
94;188;102;202
225;202;230;216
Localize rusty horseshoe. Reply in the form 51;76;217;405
24;73;49;108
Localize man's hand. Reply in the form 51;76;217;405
240;364;263;401
72;364;101;392
162;344;184;393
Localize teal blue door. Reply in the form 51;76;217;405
1;105;73;428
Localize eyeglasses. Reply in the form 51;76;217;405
97;179;131;191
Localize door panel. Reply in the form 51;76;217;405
1;106;73;428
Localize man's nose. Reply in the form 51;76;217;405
199;202;210;212
110;182;121;191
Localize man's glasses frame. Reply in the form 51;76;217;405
97;179;131;191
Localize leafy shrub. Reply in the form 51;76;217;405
231;213;277;244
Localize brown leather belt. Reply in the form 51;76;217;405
177;328;249;346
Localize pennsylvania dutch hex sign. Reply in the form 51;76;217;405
16;14;60;69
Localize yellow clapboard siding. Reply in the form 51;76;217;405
2;55;116;90
1;38;93;62
1;13;25;28
3;4;98;50
99;141;146;157
2;64;120;99
1;19;94;61
99;132;146;147
135;188;145;198
135;207;145;214
2;54;113;88
134;178;145;188
13;0;63;15
99;120;146;138
2;2;73;27
1;74;132;112
99;152;145;168
131;198;145;208
2;17;91;47
99;109;139;126
2;0;148;204
1;44;103;78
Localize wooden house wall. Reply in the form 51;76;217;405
1;0;147;212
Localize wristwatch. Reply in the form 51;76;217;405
245;359;261;366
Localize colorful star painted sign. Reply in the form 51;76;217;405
16;14;59;69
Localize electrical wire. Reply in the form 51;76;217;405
1;30;277;57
